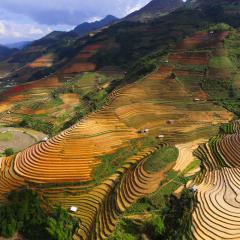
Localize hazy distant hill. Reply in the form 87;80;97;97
0;45;18;61
73;15;118;36
6;41;31;50
125;0;184;22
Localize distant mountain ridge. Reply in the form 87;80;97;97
0;45;18;61
125;0;184;22
6;41;31;50
73;15;119;35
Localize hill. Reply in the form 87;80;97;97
187;0;240;27
73;15;118;35
0;30;80;84
125;0;184;22
0;16;118;85
0;45;18;61
6;41;31;49
1;0;240;239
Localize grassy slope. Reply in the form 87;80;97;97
0;5;240;240
202;28;240;115
0;132;13;141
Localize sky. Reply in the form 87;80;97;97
0;0;151;44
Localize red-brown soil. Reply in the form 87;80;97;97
28;54;54;68
63;62;96;74
169;52;208;65
62;43;101;74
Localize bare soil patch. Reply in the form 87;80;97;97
60;93;80;105
28;53;54;68
63;62;96;74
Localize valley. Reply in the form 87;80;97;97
0;0;240;239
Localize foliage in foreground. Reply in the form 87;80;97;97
111;190;194;240
161;190;194;240
0;189;78;240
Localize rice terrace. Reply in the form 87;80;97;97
0;0;240;239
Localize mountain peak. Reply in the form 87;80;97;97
125;0;184;22
103;15;118;20
73;15;118;36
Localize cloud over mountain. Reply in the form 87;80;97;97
0;0;150;25
0;0;150;43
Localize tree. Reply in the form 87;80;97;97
229;86;236;99
46;207;78;240
4;148;14;156
144;214;165;239
162;190;194;240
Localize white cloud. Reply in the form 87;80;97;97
124;2;145;16
87;16;101;23
12;31;21;38
29;26;44;35
0;0;152;43
0;0;152;25
0;20;51;43
0;22;6;35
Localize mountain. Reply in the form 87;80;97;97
190;0;240;27
6;41;31;50
0;45;18;61
1;14;118;76
125;0;184;22
2;1;240;240
8;30;79;65
73;15;118;35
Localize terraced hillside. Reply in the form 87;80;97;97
0;42;233;239
0;3;240;239
12;61;233;181
191;120;240;239
0;42;124;135
27;53;55;68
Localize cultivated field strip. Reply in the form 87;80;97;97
0;30;235;240
63;44;101;74
191;120;240;239
0;156;25;202
13;91;138;183
69;147;163;240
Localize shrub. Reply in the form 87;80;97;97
0;189;78;240
17;117;56;136
161;190;194;239
46;207;78;240
4;148;14;156
144;214;165;239
209;23;233;32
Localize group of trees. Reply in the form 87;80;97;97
111;190;194;240
16;116;56;136
161;190;194;239
140;190;194;240
0;189;78;240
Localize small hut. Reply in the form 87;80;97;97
190;185;198;193
167;120;175;125
138;129;150;134
193;98;200;102
42;137;49;142
69;206;78;212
